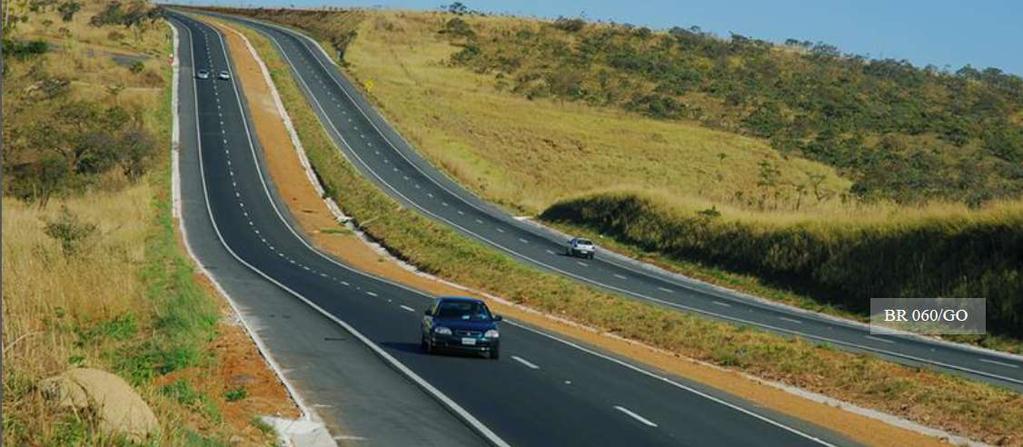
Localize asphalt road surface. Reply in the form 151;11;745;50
200;11;1023;392
168;11;855;447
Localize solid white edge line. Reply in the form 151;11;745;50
185;15;831;445
978;358;1019;369
865;335;896;344
613;406;658;428
268;15;1023;373
255;28;1011;389
510;355;540;370
167;18;320;446
193;13;1008;445
178;15;511;447
506;320;834;446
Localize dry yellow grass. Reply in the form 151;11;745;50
1;187;172;443
343;12;850;214
214;15;1023;443
12;1;169;105
3;3;292;444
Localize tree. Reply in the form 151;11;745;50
445;2;468;15
57;0;80;22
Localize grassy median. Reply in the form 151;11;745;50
220;16;1023;446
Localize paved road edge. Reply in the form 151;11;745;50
166;19;336;447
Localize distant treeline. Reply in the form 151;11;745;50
441;16;1023;206
541;192;1023;338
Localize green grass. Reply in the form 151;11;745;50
541;190;1023;341
236;9;1023;349
2;6;234;444
227;17;1023;444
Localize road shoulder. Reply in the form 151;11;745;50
205;13;969;447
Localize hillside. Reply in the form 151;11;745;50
199;8;852;214
443;14;1023;206
205;7;1023;345
2;2;294;444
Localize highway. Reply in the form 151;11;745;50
167;12;853;447
198;10;1023;392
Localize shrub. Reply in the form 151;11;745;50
541;192;1023;337
44;206;97;256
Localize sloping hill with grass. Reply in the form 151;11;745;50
2;2;295;444
442;15;1023;206
208;7;1023;344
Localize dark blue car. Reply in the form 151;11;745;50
422;297;502;359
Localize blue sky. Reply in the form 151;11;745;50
189;0;1023;75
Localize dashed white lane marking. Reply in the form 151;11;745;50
978;358;1020;368
613;406;658;428
457;210;464;215
657;286;673;293
511;356;540;370
442;202;449;206
865;335;895;344
366;291;378;297
613;273;627;280
400;305;416;313
475;219;484;224
496;228;505;233
779;316;803;325
712;300;732;307
427;193;433;198
341;281;350;286
518;238;528;244
577;261;589;267
545;249;555;255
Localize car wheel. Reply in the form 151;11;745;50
490;347;500;360
421;336;432;354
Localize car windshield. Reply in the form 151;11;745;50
576;239;593;245
435;301;492;321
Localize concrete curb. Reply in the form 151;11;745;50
166;18;335;447
187;12;991;447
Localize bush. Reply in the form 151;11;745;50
44;207;97;256
2;38;49;59
441;17;474;38
129;60;145;74
541;192;1023;337
552;17;585;33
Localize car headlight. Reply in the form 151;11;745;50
434;326;452;335
484;329;499;339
